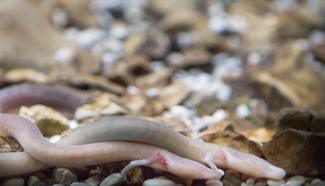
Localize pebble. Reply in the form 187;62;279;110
53;168;78;185
3;178;25;186
310;179;324;186
86;176;101;186
70;182;93;186
254;181;267;186
206;180;223;186
28;176;46;186
267;179;285;186
75;28;107;49
235;104;251;118
99;173;126;186
54;47;76;63
221;170;243;186
285;176;306;186
142;177;176;186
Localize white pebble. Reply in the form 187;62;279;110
267;179;285;186
285;176;305;186
54;47;76;63
49;135;61;143
69;120;79;129
143;177;176;186
146;88;160;98
235;104;251;118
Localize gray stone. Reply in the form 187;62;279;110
86;176;101;186
70;182;92;186
53;168;78;185
28;176;46;186
143;177;176;186
3;178;25;186
221;170;242;186
206;180;223;186
99;173;126;186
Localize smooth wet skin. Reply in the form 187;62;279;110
0;84;286;179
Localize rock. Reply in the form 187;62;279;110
221;170;243;186
99;173;126;186
53;168;78;185
4;68;50;84
266;179;285;186
67;74;125;96
28;176;46;186
310;179;322;186
310;111;325;134
201;122;263;157
254;180;267;186
277;108;325;134
19;105;69;137
285;176;306;186
311;42;325;64
263;129;325;175
277;108;314;133
2;178;25;186
206;180;223;186
160;9;199;33
143;177;176;186
86;176;101;186
136;29;170;59
75;93;127;120
70;182;92;186
169;47;211;69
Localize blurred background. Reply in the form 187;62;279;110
1;0;325;185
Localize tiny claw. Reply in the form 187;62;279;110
203;153;224;179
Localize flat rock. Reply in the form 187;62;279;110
263;129;325;175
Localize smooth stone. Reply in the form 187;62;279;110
267;179;285;186
286;176;306;186
52;185;65;186
99;173;126;186
53;168;78;185
310;179;322;185
86;176;101;186
28;176;46;186
254;181;267;186
70;182;92;186
3;178;25;186
221;170;242;186
206;180;223;186
143;177;176;186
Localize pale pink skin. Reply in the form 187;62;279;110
0;84;286;179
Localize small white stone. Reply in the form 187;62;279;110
235;104;251;118
285;176;305;186
126;86;140;95
146;88;160;98
143;177;176;186
267;179;285;186
69;120;79;129
54;47;76;63
49;135;61;143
